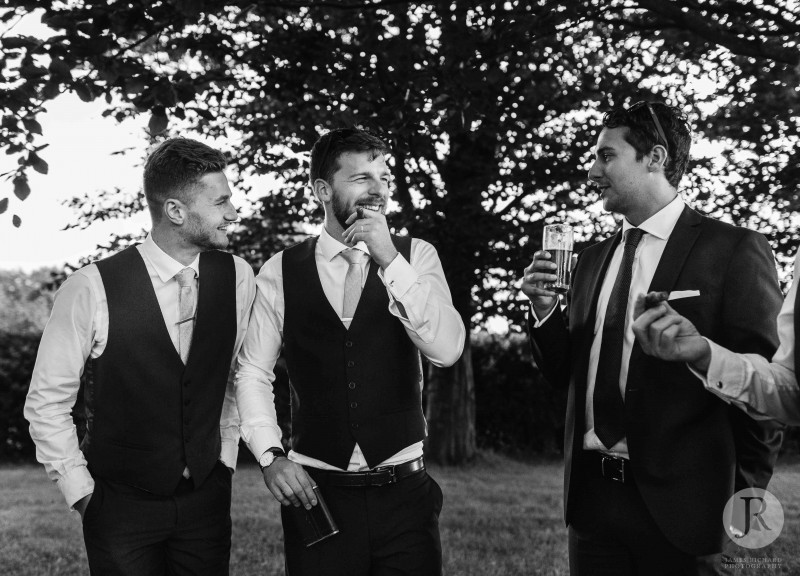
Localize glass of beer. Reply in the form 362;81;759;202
542;224;574;294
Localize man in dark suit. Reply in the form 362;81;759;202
521;102;784;574
25;138;255;575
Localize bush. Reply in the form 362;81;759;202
472;331;567;455
2;328;798;462
0;332;40;460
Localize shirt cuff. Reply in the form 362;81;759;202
530;301;557;328
220;436;239;472
690;338;747;400
242;427;284;465
378;253;417;300
57;465;95;511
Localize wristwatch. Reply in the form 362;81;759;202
259;447;287;472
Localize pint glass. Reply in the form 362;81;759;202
542;224;574;294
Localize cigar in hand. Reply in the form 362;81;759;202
644;291;670;309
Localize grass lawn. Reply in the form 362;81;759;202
1;452;798;575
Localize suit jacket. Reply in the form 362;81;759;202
529;205;784;556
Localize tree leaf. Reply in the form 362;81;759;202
148;111;169;135
13;177;30;201
74;82;93;102
28;152;49;175
22;118;42;135
48;57;72;80
0;198;8;214
12;214;21;228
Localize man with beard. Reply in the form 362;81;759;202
235;127;465;575
25;138;255;575
521;102;783;574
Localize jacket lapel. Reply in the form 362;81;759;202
627;205;703;377
646;205;703;294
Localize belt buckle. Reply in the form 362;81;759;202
600;455;625;483
368;466;396;487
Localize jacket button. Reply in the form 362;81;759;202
183;380;190;387
717;382;723;388
347;360;355;367
351;423;359;430
350;401;358;409
345;341;353;348
349;381;356;389
184;399;190;406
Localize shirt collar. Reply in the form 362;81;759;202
621;194;685;241
141;234;200;283
319;226;371;262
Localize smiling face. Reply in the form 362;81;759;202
325;150;392;232
587;127;656;223
182;172;238;250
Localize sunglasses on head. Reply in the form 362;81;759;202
628;101;670;157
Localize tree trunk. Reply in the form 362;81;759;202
425;335;476;464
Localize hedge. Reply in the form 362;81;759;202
2;330;796;462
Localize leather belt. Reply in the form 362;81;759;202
308;456;425;487
583;450;634;484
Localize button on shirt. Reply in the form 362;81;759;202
235;227;466;472
691;250;800;425
532;195;686;458
24;235;256;509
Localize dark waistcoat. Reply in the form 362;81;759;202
282;235;427;469
82;246;237;494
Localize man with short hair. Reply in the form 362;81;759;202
25;138;256;575
235;127;465;576
521;102;784;574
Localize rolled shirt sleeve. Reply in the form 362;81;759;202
234;254;286;461
378;239;465;368
24;271;97;509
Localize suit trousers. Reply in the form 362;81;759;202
82;461;232;576
568;453;697;576
281;468;443;576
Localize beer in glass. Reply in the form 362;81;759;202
542;224;574;294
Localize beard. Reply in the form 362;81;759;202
184;212;229;250
332;192;356;231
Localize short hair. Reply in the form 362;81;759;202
602;102;692;188
143;138;227;215
309;128;390;184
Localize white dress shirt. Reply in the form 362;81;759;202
691;251;799;426
532;195;686;458
24;235;256;509
235;227;465;472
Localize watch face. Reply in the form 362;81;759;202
260;452;275;468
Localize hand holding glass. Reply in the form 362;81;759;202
542;224;574;295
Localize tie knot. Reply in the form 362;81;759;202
340;248;369;266
625;228;644;248
175;267;196;287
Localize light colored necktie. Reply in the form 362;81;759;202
340;248;369;329
175;267;196;364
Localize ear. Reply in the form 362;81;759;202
312;178;332;203
648;145;668;171
164;198;187;225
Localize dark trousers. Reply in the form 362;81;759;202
281;468;443;576
568;456;697;576
82;461;232;576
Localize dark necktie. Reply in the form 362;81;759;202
594;227;645;449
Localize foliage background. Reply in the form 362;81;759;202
1;1;799;463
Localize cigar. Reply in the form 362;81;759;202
644;291;669;309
